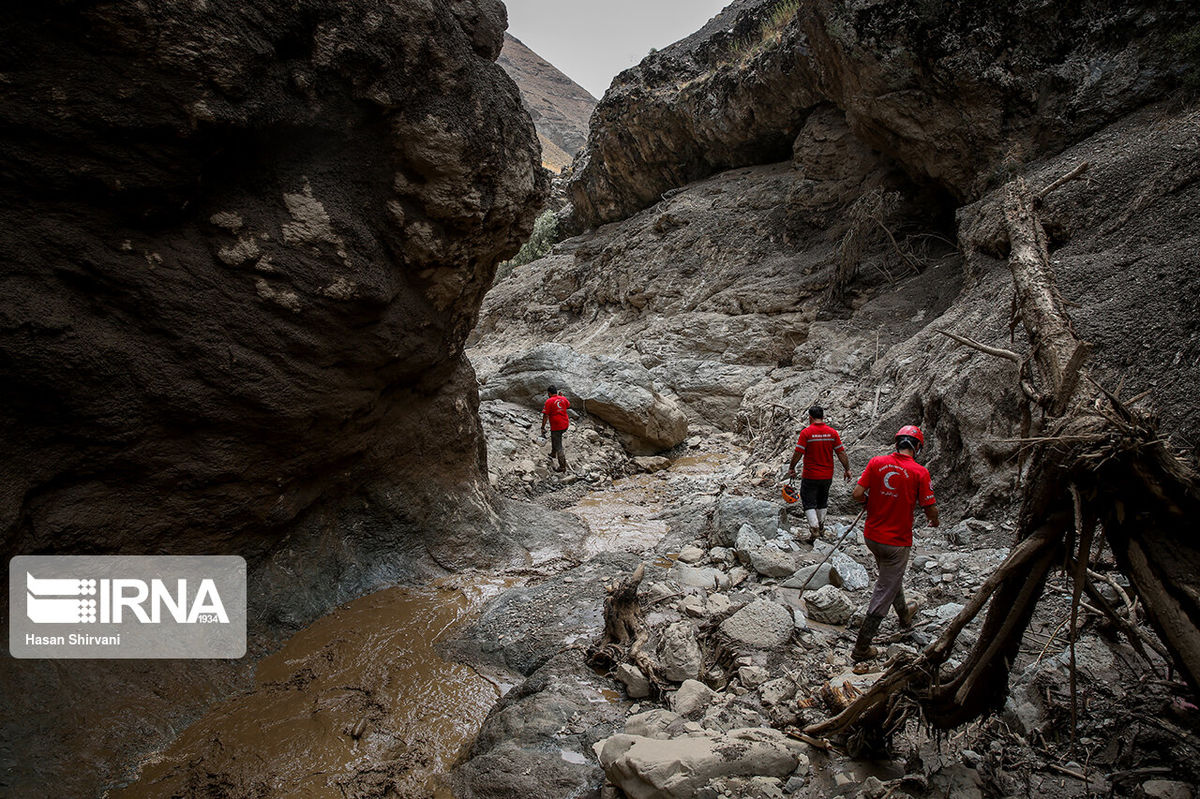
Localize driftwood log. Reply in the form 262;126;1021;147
808;167;1200;744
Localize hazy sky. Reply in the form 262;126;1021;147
504;0;731;99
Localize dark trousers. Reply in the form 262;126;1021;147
866;538;911;617
800;478;832;510
549;429;567;470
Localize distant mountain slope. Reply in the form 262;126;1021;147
499;33;597;173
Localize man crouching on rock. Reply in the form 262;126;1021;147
541;385;570;472
850;425;939;662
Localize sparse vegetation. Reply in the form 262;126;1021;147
494;209;558;283
725;0;801;63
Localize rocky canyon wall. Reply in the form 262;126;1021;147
0;0;547;568
483;0;1200;516
567;0;1197;229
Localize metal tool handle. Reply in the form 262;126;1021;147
794;506;867;594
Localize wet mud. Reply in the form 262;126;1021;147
110;576;517;799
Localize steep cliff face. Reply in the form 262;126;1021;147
568;0;1197;229
0;0;547;563
498;33;598;172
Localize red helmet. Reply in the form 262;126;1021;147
782;484;800;504
895;425;924;446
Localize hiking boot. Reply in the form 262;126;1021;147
851;613;884;662
807;526;821;543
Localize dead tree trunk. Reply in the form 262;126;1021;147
807;165;1200;744
586;562;667;697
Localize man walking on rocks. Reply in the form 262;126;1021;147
849;425;939;662
787;406;851;541
541;385;570;472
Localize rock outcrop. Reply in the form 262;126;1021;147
0;3;547;796
568;0;1198;228
480;343;689;451
0;0;546;565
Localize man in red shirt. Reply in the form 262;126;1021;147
787;406;851;541
849;425;939;662
541;385;571;472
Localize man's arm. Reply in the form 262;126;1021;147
540;408;548;433
852;483;867;503
787;449;802;476
924;504;940;527
837;449;851;482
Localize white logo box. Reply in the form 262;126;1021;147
9;555;246;659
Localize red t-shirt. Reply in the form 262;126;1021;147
858;452;936;547
794;423;845;480
542;395;570;431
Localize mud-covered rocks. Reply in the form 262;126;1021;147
659;622;704;682
670;564;731;591
481;343;689;451
719;599;794;651
804;585;855;625
594;727;800;799
670;680;719;719
783;563;842;591
715;495;784;546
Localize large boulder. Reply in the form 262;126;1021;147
480;343;689;451
594;728;800;799
0;0;546;561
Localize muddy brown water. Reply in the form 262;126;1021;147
110;576;517;798
110;446;746;797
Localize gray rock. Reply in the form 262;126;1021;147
624;709;686;739
659;622;703;682
670;679;718;719
706;594;733;616
649;359;770;427
737;665;769;688
1141;779;1194;799
616;664;651;699
748;546;797;579
701;700;767;733
670;564;730;591
719;599;794;650
782;563;842;591
594;728;799;799
634;455;672;472
705;775;786;799
714;495;784;546
735;523;767;563
804;585;855;625
811;544;870;591
677;544;706;564
759;676;795;706
934;602;966;620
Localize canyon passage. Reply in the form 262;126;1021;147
2;0;1200;798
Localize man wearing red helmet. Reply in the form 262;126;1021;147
848;425;939;662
